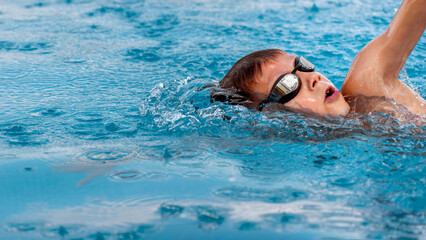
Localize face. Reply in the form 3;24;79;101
249;52;350;117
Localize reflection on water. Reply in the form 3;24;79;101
4;196;367;239
1;129;424;239
1;81;425;238
0;0;425;239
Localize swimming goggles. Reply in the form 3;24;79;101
265;56;315;104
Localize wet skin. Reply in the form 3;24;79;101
249;52;350;117
244;0;425;119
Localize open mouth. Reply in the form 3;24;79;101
325;86;337;101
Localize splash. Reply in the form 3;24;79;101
139;77;423;142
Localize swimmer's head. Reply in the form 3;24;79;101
219;49;350;117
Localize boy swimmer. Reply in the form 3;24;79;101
219;0;425;119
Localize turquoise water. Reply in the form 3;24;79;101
0;0;425;239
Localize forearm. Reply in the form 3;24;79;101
381;0;426;76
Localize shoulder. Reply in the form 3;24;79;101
346;95;426;124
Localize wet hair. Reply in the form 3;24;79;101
212;49;284;107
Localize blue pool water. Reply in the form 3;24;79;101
0;0;425;239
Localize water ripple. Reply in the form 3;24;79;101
20;166;37;172
30;108;65;117
25;2;49;8
86;232;112;240
41;224;86;238
220;147;255;156
0;41;52;52
266;212;305;226
105;122;120;132
159;203;184;219
195;206;226;231
108;170;144;182
181;171;207;179
237;221;258;231
142;145;202;162
136;224;158;234
329;177;358;188
75;113;104;123
1;123;46;146
6;222;45;232
145;171;169;181
0;69;28;79
124;48;161;62
116;231;140;239
136;14;180;38
75;149;134;163
168;159;205;168
0;0;424;239
86;6;140;21
213;186;308;203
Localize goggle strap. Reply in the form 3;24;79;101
265;74;285;103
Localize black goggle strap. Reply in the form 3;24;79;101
265;74;286;103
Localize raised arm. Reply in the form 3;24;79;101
342;0;426;114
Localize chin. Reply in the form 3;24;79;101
326;100;350;117
341;102;351;115
323;106;350;117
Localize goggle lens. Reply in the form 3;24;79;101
267;74;300;103
266;56;315;104
294;56;315;73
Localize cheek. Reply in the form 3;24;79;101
294;92;323;108
301;97;318;104
285;95;322;113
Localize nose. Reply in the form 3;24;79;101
298;72;321;91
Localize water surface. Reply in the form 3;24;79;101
0;0;425;239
